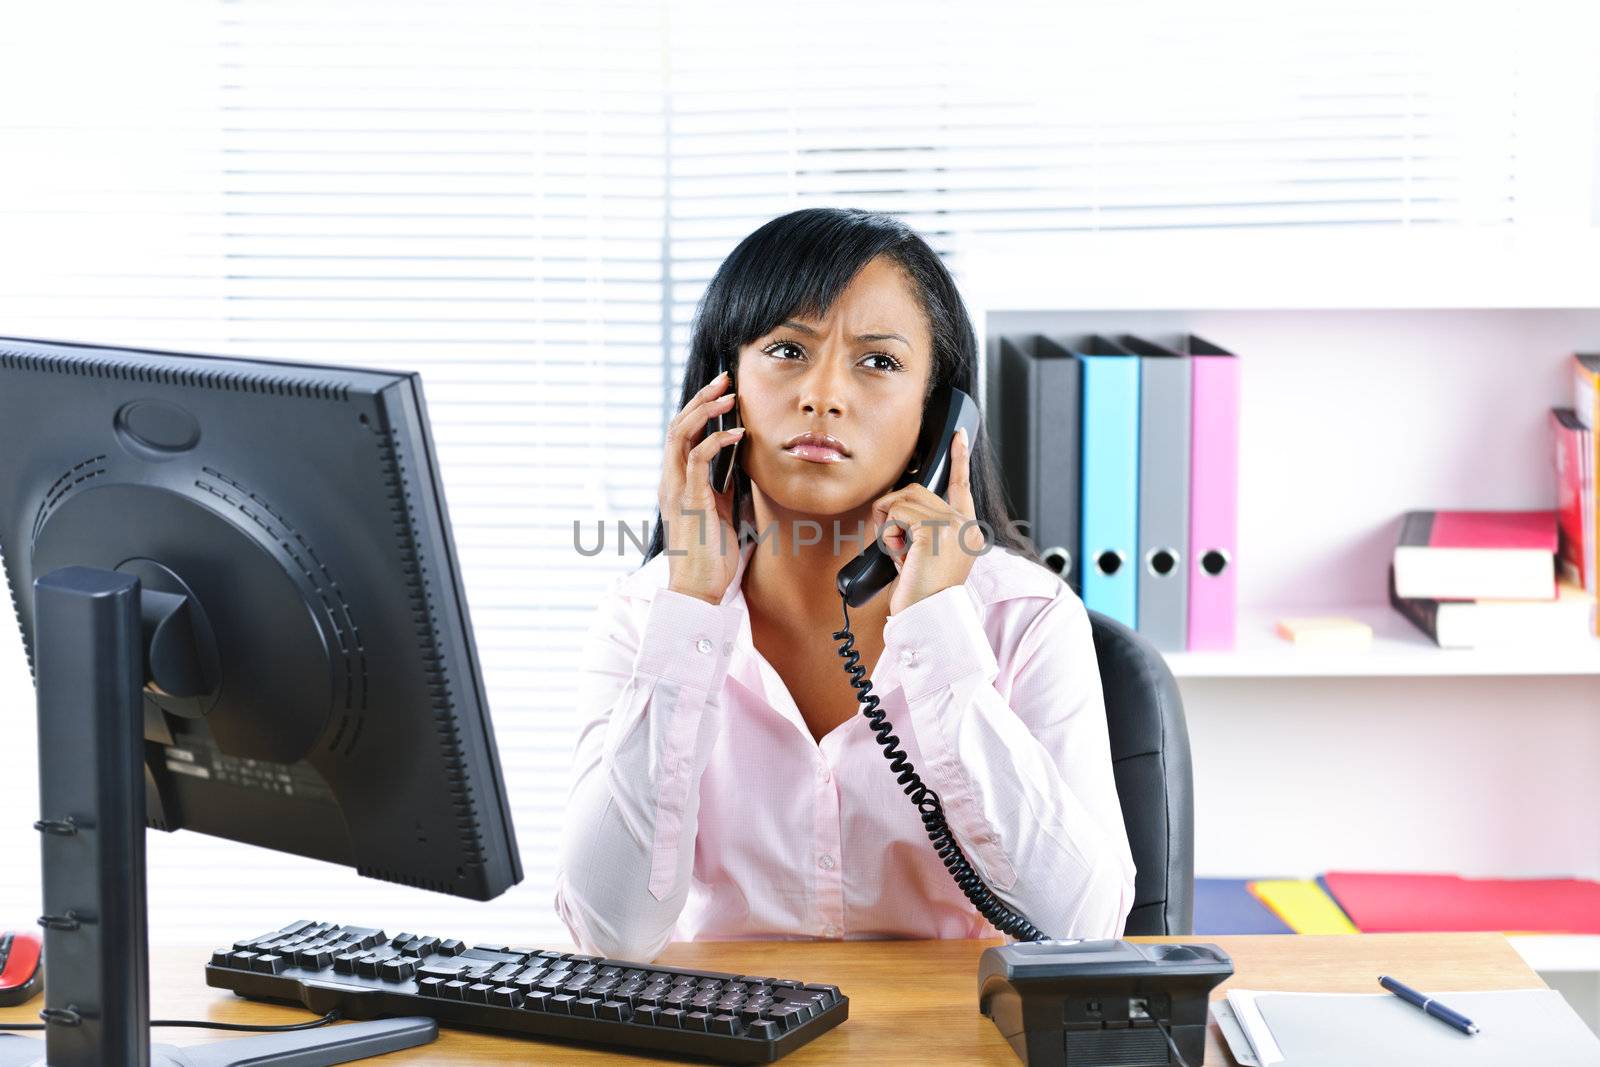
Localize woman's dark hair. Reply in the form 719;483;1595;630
641;206;1040;569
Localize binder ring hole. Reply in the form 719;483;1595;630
1041;546;1072;577
1146;548;1178;577
1096;550;1124;577
1201;548;1230;577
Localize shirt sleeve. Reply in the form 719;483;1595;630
552;576;743;962
879;582;1138;940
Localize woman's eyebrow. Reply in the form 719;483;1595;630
778;319;909;346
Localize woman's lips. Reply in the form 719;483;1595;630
783;443;848;463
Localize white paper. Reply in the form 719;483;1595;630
1226;989;1285;1065
1211;999;1263;1067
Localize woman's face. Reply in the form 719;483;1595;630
734;254;934;520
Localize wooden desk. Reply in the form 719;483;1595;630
0;934;1544;1065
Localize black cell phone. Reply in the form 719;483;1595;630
708;357;742;495
834;385;980;608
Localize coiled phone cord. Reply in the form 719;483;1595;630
835;595;1048;943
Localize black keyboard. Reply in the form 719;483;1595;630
205;919;849;1063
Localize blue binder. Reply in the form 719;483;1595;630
1073;335;1140;628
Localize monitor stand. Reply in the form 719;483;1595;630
0;566;438;1067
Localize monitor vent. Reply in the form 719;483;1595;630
194;467;370;754
0;347;351;402
0;538;32;678
31;454;109;545
357;865;452;895
370;423;486;872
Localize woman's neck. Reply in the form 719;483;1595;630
741;489;895;626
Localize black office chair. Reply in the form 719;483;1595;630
1088;609;1195;936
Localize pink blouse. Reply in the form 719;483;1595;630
553;537;1137;962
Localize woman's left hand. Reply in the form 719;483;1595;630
872;427;987;616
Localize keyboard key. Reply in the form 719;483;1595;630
436;939;465;956
598;1000;628;1022
489;986;522;1008
571;996;601;1019
251;954;288;975
390;932;415;946
332;953;361;975
746;1019;780;1040
440;980;469;1001
709;1013;739;1036
547;993;576;1015
465;983;494;1004
296;949;334;970
655;1008;684;1029
379;959;416;982
804;982;842;1008
418;963;467;981
681;1010;711;1032
417;978;445;998
522;991;551;1012
634;1006;660;1026
399;937;440;957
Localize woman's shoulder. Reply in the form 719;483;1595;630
966;543;1076;609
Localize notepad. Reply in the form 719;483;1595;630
1213;988;1600;1067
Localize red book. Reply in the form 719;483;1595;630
1323;871;1600;934
1552;408;1593;592
1392;509;1557;600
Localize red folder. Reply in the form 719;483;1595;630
1322;871;1600;934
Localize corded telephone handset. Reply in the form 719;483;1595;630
829;384;1053;943
705;365;1042;937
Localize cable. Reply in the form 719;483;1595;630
1153;1017;1193;1067
0;1009;341;1033
835;595;1048;943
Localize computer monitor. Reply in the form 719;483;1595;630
0;335;523;1065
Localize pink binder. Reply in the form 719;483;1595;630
1185;336;1239;650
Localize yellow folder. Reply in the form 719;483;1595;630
1247;879;1358;934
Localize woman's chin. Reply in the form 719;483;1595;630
750;479;877;524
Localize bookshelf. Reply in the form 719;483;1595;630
957;228;1600;1005
1167;604;1600;679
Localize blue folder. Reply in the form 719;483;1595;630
1194;878;1295;935
1074;336;1140;628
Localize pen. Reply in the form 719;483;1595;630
1378;975;1479;1036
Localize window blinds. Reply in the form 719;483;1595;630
0;0;1593;948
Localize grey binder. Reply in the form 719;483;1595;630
1121;335;1191;651
995;335;1082;591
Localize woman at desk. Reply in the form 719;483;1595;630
554;207;1135;962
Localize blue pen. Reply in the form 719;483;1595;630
1379;975;1479;1036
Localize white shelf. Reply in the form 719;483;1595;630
1162;604;1600;678
1510;934;1600;975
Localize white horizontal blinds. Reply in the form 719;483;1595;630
0;6;228;927
0;1;669;948
662;0;1595;392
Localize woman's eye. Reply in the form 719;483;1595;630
765;341;803;360
863;353;900;371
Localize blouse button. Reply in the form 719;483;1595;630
899;648;917;667
818;853;835;871
823;923;839;938
695;637;713;654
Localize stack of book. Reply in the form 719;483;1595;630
1388;509;1594;649
992;333;1240;652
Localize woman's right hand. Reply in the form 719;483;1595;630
659;369;745;605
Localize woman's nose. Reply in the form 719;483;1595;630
798;356;850;417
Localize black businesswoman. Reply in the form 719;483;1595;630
554;207;1135;962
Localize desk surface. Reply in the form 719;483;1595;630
0;933;1543;1065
